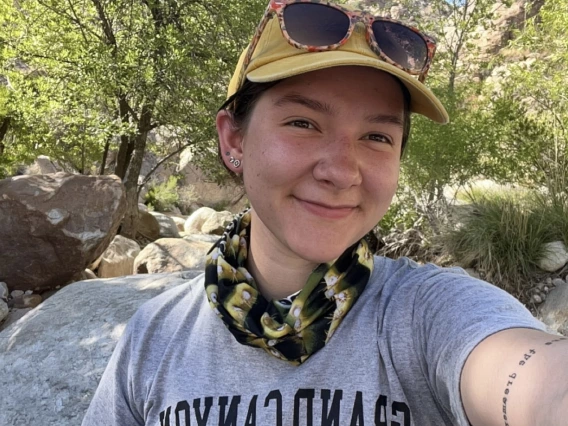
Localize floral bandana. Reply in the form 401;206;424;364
204;209;374;365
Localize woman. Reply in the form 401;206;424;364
83;2;567;425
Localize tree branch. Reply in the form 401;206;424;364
35;0;103;43
137;141;193;196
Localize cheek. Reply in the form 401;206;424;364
364;160;400;204
244;135;308;186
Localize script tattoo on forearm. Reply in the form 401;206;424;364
501;337;567;426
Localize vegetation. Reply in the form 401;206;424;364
0;0;265;236
144;176;180;213
441;189;568;301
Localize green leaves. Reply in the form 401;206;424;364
0;0;266;179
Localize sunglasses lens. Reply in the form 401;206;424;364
372;21;428;72
283;3;350;46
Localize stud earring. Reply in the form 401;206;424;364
228;156;241;168
226;152;241;168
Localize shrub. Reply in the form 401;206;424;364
441;189;565;299
176;184;199;215
144;176;179;212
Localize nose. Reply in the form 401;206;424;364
312;136;362;189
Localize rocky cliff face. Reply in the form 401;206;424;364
348;0;545;86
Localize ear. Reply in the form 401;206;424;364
216;109;244;173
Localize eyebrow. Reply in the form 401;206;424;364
273;93;337;116
274;93;404;127
364;113;404;127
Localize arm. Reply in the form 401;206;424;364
461;328;568;426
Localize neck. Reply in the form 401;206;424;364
247;210;318;301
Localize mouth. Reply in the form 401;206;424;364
294;197;357;220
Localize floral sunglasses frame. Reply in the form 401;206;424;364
238;0;437;89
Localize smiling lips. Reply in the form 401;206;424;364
295;197;357;220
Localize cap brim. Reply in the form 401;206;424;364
246;50;449;124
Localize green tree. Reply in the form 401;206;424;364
2;0;265;236
500;0;568;198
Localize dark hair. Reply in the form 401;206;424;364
218;75;412;178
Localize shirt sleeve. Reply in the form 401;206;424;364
81;319;145;426
411;266;546;425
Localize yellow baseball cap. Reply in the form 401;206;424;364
227;17;449;124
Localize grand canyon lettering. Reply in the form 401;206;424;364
159;389;410;426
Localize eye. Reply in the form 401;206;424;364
286;119;315;129
364;133;392;144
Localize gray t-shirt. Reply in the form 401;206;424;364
82;256;544;426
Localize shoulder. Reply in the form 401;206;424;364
126;272;207;346
370;255;485;297
368;255;543;335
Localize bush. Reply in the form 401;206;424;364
441;189;568;299
378;199;420;234
144;176;179;212
176;184;199;215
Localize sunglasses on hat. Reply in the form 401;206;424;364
239;0;437;88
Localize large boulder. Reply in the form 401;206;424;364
136;210;160;241
183;207;233;235
538;278;568;336
134;237;215;273
149;211;180;238
166;214;187;232
0;173;126;292
0;299;8;323
26;155;62;175
97;235;141;278
0;271;201;426
537;241;568;272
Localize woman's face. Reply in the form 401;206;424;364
221;66;404;264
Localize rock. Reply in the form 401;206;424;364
539;280;568;336
178;149;247;214
168;215;186;232
531;294;543;304
138;203;148;212
97;235;141;278
80;269;97;280
202;210;234;235
40;289;58;301
183;233;221;244
537;241;568;272
11;290;24;298
0;300;8;323
0;307;32;332
0;282;8;300
552;278;565;287
14;294;42;309
0;173;126;292
184;207;233;235
26;155;61;175
137;210;160;241
149;211;181;238
0;271;201;425
167;206;182;215
134;237;213;273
